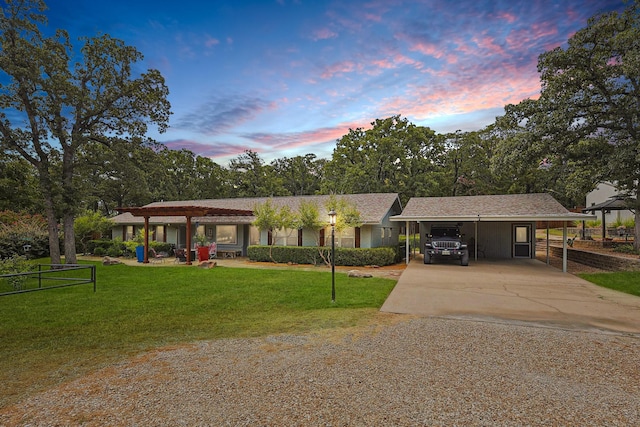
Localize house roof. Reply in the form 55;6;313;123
111;193;401;226
391;193;595;222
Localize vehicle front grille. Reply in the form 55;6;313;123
432;241;460;249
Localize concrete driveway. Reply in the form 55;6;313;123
381;258;640;334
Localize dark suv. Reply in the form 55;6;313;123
424;225;469;266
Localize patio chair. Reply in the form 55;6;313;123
208;242;217;259
149;248;166;263
174;248;187;263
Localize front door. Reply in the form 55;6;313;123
513;225;531;258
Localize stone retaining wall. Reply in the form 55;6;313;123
547;245;640;271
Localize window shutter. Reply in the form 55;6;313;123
267;229;272;246
355;227;361;248
298;229;303;246
319;228;325;247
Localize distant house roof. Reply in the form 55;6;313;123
391;193;595;222
112;193;402;226
582;196;636;213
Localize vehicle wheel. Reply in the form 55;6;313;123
461;252;469;266
424;252;431;264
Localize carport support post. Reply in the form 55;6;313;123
562;221;568;273
546;222;550;265
474;220;478;261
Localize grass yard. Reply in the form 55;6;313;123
579;271;640;297
0;261;396;408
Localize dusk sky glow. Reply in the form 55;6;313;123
45;0;625;165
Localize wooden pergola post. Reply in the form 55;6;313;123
185;216;193;265
143;216;150;264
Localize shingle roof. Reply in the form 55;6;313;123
112;193;401;225
392;193;594;222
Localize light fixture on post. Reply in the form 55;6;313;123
328;209;337;303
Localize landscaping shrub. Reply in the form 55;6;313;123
0;255;30;291
93;247;106;256
613;244;640;255
106;246;122;258
0;211;49;259
248;245;396;266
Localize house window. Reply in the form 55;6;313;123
216;225;237;245
274;228;299;246
125;225;134;241
155;225;164;242
324;226;356;248
339;227;355;248
249;226;260;245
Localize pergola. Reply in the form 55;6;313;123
582;196;636;241
116;205;254;265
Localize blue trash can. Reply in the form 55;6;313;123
135;245;145;263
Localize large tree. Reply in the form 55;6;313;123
500;1;640;247
0;0;171;263
228;150;287;197
322;115;444;204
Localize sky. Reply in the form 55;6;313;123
43;0;627;165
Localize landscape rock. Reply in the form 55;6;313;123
348;269;373;278
102;256;122;266
198;261;217;269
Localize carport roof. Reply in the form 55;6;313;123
391;193;595;222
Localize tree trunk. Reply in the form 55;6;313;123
37;168;62;264
63;212;77;264
44;196;61;264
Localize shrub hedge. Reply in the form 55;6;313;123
247;245;397;266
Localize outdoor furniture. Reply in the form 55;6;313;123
149;248;166;263
174;248;187;263
208;242;217;259
218;249;241;258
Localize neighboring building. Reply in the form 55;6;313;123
585;182;634;224
111;193;403;256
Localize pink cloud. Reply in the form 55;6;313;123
312;28;338;41
204;36;220;48
471;34;505;56
162;139;246;159
409;41;445;59
320;60;359;79
378;65;542;121
241;121;367;151
495;11;517;23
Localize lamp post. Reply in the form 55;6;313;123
328;209;337;303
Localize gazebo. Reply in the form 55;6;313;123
582;196;636;241
116;205;254;265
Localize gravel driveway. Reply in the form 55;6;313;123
1;315;638;426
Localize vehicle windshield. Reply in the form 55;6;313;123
431;228;459;238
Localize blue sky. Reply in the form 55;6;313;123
44;0;625;165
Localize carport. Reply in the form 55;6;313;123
391;193;595;273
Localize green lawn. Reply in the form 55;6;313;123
579;271;640;297
0;261;396;408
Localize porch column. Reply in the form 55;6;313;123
562;221;567;273
143;216;150;264
546;221;550;265
186;216;193;265
405;221;410;265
